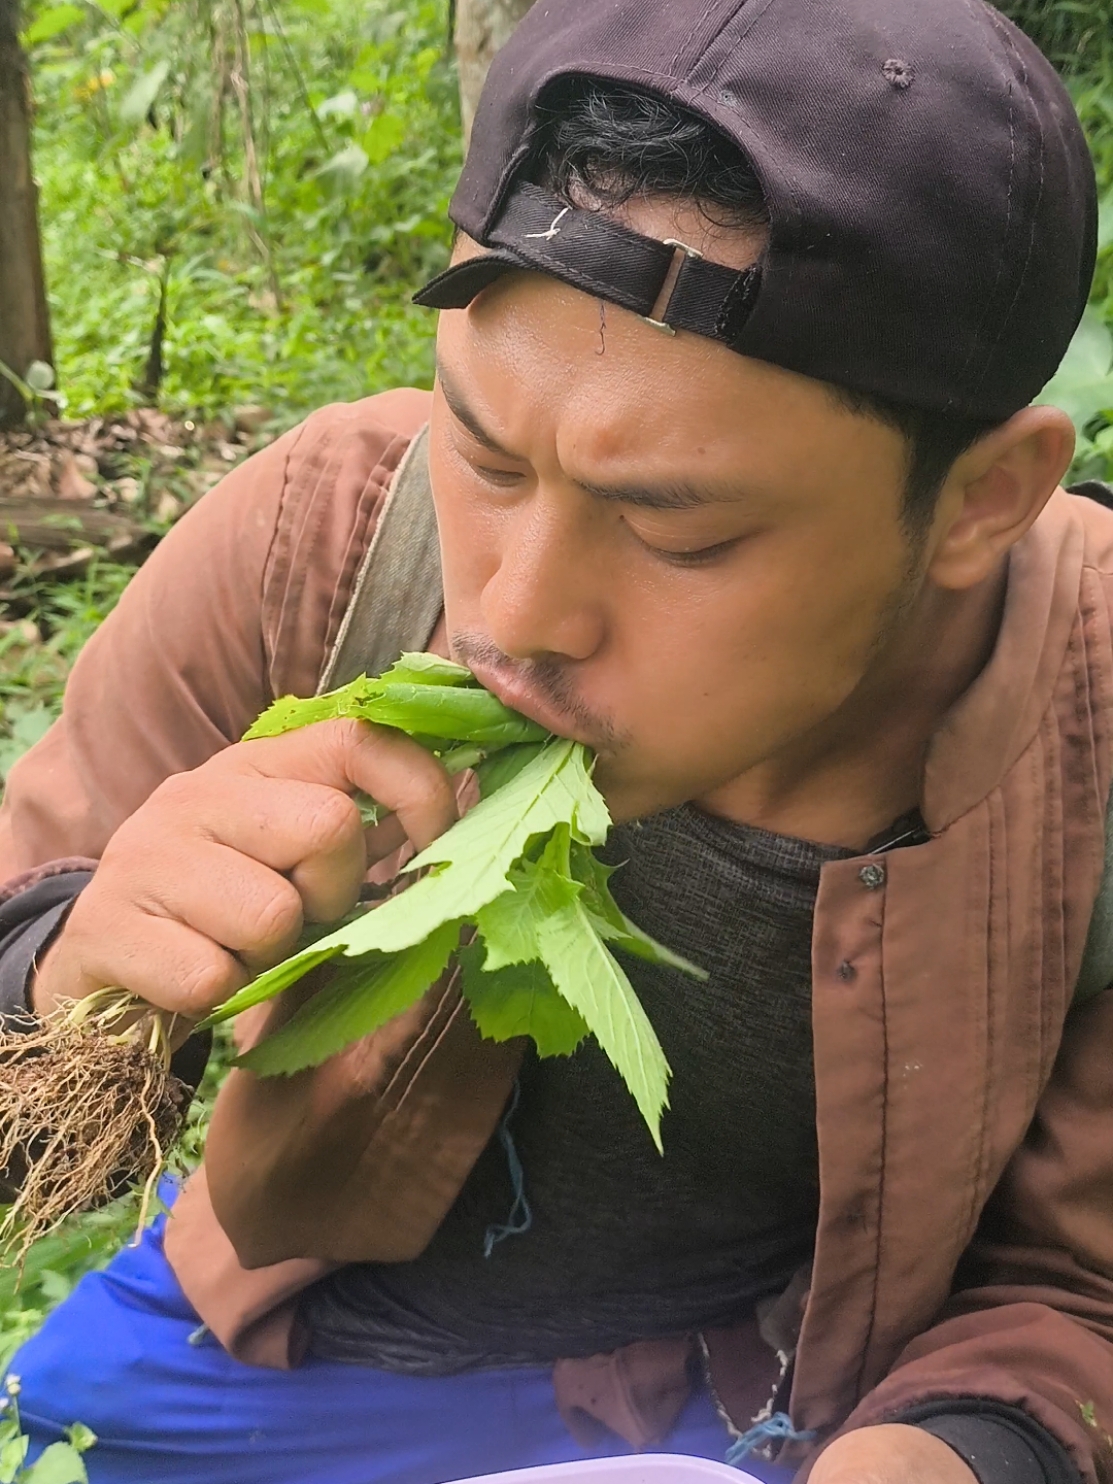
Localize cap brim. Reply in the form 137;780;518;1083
413;251;528;309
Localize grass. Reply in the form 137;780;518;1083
0;559;135;787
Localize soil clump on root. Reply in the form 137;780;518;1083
0;1007;186;1266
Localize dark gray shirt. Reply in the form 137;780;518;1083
304;804;850;1371
0;813;1070;1484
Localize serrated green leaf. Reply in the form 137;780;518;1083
570;842;708;979
411;742;609;871
242;668;543;748
475;742;547;797
370;741;605;941
588;910;709;979
460;945;588;1058
243;677;380;739
236;920;460;1076
207;655;674;1142
535;898;671;1151
475;827;581;971
364;684;545;745
382;653;474;686
208;741;611;1026
200;943;344;1027
24;1441;89;1484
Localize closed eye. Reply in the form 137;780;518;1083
473;463;526;488
641;536;743;567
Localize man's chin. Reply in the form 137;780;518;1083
591;756;688;825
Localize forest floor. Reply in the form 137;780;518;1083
0;406;273;785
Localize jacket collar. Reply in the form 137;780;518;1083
922;488;1085;833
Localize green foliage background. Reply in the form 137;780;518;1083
2;0;461;1373
3;0;1113;1380
24;0;459;422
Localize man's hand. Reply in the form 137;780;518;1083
31;719;459;1025
808;1425;978;1484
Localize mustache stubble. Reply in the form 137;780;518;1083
450;631;625;752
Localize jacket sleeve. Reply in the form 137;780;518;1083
0;389;430;883
840;985;1113;1484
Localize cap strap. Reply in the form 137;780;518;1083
415;182;761;347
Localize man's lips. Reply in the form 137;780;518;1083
468;660;591;743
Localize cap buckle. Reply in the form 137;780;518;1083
641;238;704;335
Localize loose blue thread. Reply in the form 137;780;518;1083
483;1079;532;1257
725;1411;817;1467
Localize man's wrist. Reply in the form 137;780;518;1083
809;1423;979;1484
898;1400;1080;1484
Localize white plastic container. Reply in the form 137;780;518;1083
451;1455;756;1483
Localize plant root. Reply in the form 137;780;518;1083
0;998;187;1267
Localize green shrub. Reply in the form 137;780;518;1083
23;0;460;422
997;0;1110;73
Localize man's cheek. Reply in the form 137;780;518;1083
435;522;494;630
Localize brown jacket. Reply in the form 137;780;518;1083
5;392;1113;1480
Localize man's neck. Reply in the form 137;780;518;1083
697;558;1010;851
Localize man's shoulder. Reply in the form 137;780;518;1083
244;387;433;700
284;387;433;471
1069;479;1113;579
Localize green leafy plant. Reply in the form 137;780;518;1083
1037;307;1113;430
1037;309;1113;482
0;655;700;1268
207;653;706;1147
18;0;458;421
0;1375;95;1484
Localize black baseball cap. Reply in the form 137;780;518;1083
415;0;1097;423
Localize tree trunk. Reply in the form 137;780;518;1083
0;0;52;429
454;0;535;148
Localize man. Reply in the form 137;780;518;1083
0;0;1108;1481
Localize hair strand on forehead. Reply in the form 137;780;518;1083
529;75;999;526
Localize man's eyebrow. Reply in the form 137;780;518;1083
572;477;721;511
436;360;516;457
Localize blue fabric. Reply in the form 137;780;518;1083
8;1213;794;1484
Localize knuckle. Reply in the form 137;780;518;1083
249;881;303;949
176;953;236;1017
397;765;455;821
302;789;360;852
147;769;197;814
328;717;369;748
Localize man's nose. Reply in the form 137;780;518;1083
479;490;607;662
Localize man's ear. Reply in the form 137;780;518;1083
926;405;1076;591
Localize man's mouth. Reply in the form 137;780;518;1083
467;659;594;745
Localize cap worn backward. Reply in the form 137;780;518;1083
431;0;1097;423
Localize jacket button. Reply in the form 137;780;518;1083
836;960;857;982
858;863;886;890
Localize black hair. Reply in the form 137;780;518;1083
530;76;995;528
